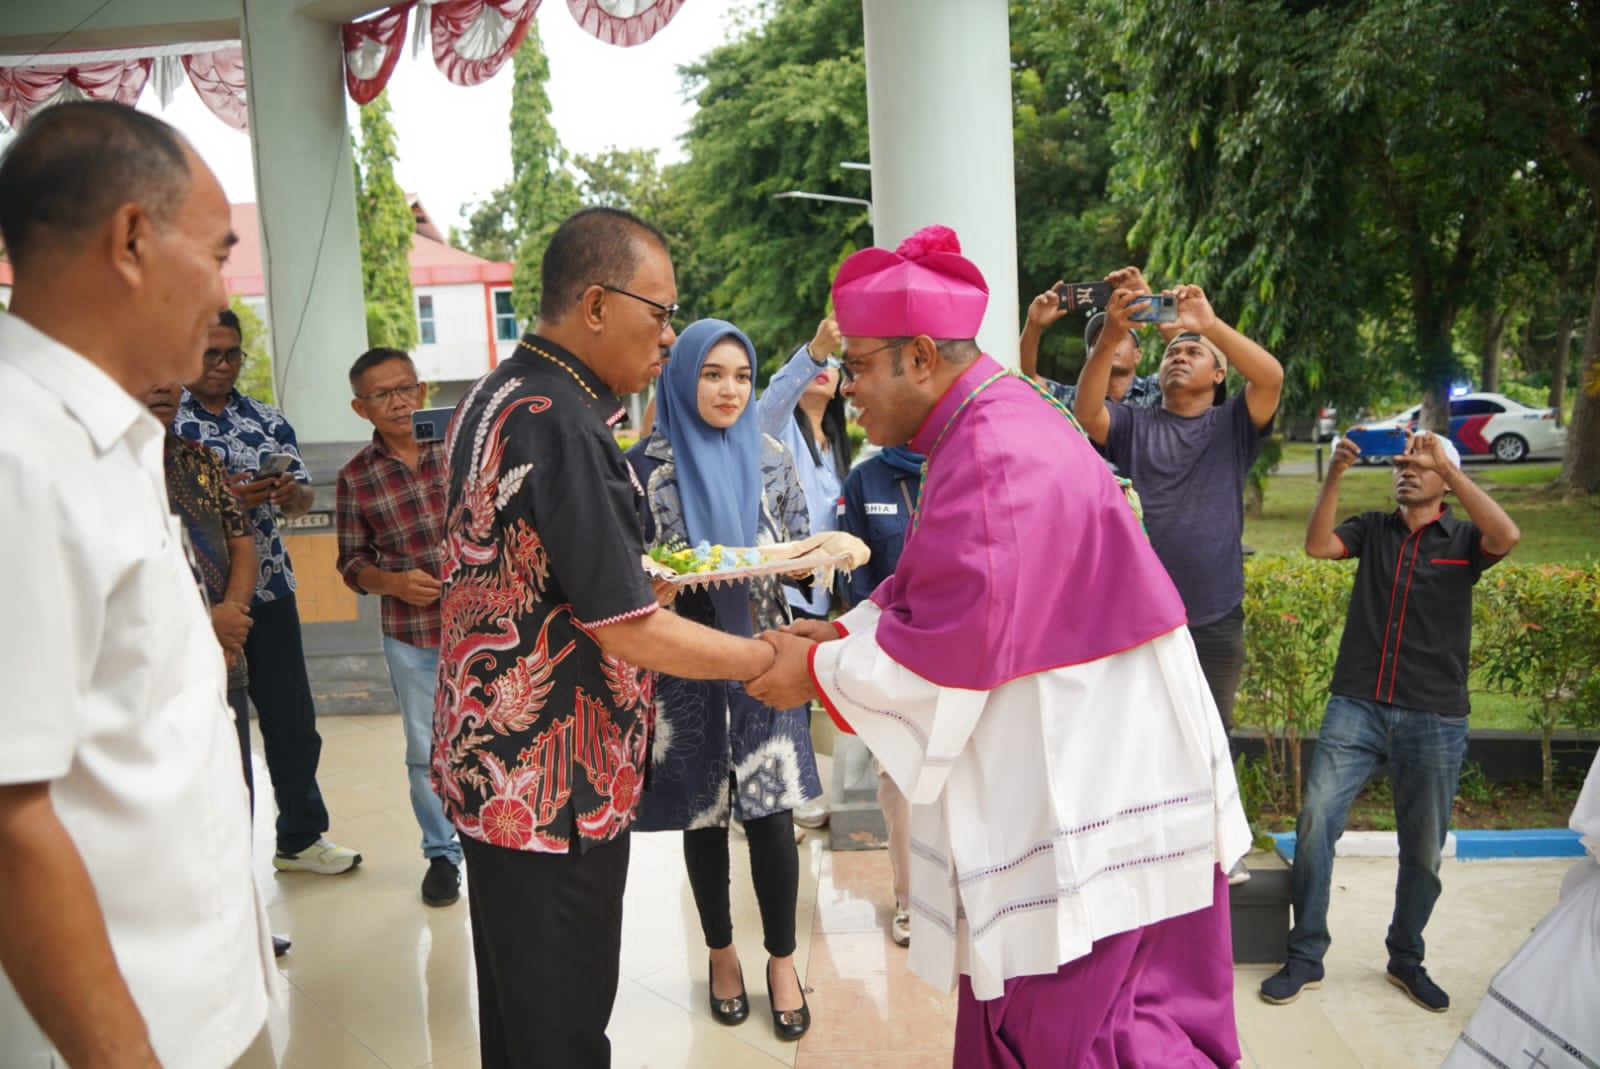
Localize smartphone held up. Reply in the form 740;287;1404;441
1055;280;1179;324
1342;427;1408;457
1127;294;1178;324
1056;281;1111;312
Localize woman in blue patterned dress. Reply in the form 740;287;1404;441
627;319;822;1041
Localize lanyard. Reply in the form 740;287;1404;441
908;369;1146;537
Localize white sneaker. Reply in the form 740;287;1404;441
1227;859;1251;886
274;837;362;875
793;799;829;829
890;907;911;947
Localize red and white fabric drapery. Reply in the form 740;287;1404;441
343;0;684;104
0;45;247;130
0;0;685;127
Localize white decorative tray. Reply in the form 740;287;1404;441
641;532;871;590
656;552;855;589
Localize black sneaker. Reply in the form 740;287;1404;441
1386;963;1449;1012
421;856;461;907
1259;960;1324;1005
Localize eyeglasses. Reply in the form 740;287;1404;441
837;339;907;383
355;382;426;406
202;346;245;366
595;283;678;331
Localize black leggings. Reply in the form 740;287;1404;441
683;809;798;957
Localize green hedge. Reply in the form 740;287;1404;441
1238;557;1600;807
1474;563;1600;799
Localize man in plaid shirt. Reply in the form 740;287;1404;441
336;347;461;907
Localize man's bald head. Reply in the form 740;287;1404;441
0;101;192;273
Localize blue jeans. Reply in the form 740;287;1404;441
1287;695;1468;970
383;635;460;863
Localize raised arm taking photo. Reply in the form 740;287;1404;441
1019;283;1068;385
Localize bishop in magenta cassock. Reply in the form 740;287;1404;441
748;225;1252;1068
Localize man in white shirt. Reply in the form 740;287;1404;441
0;101;271;1069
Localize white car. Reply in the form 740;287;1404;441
1346;392;1566;463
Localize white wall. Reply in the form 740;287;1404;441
494;333;517;367
413;283;492;383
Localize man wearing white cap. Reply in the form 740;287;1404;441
1261;428;1520;1011
1073;267;1283;746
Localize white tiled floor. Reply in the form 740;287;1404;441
234;715;1573;1068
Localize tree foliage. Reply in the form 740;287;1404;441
670;0;871;367
508;27;581;322
354;90;418;351
1100;0;1598;483
1489;1;1600;492
231;296;274;405
1112;2;1519;430
434;0;1599;492
572;147;671;217
450;185;517;264
1009;0;1141;382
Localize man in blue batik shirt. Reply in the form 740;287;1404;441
175;308;361;876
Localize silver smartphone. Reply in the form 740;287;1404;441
256;452;295;478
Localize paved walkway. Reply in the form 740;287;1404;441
236;715;1574;1068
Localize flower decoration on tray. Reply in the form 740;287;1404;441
641;531;871;589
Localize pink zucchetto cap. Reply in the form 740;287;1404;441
831;225;989;340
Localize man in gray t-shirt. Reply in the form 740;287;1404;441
1072;267;1283;735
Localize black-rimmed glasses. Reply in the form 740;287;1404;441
355;382;426;406
838;339;908;382
203;346;245;366
595;283;679;331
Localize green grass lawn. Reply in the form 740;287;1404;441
1246;443;1600;729
1248;443;1600;565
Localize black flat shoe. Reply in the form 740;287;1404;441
767;960;810;1041
708;957;749;1026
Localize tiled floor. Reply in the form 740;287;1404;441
235;715;1573;1068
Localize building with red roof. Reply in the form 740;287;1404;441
0;197;518;392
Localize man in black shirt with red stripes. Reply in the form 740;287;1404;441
1261;429;1520;1013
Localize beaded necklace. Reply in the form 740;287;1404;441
1015;373;1145;529
518;337;599;402
909;368;1007;535
907;367;1145;535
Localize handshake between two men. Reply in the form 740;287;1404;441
742;619;841;710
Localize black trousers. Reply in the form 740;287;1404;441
242;593;330;854
1189;603;1246;734
228;686;253;812
461;832;631;1069
682;809;798;957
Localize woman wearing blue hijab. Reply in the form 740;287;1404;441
627;319;822;1041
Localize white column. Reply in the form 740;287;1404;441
861;0;1019;368
241;0;368;442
